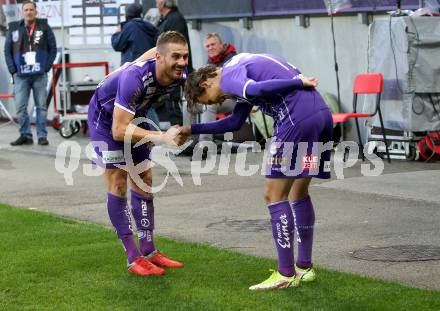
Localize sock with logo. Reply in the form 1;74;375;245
268;200;295;277
130;190;156;256
107;193;141;263
291;196;315;269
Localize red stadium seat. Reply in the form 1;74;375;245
332;73;391;163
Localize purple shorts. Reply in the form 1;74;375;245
265;108;333;179
88;110;151;169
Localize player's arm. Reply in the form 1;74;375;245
133;47;157;63
181;102;253;136
112;107;181;145
112;71;183;145
245;75;319;97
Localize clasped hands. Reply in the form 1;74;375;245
161;125;192;146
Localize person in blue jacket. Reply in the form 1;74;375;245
111;3;158;66
4;0;57;146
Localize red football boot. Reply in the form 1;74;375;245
148;251;184;268
127;256;165;276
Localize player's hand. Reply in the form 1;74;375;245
161;126;181;146
173;126;191;146
179;125;192;137
105;62;132;79
300;75;319;88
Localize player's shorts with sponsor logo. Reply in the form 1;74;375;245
87;97;151;169
265;107;333;179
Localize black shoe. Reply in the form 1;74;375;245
38;137;49;146
10;135;33;146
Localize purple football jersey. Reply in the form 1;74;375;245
220;53;328;125
88;59;186;134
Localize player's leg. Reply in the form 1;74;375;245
263;178;296;279
88;117;163;276
288;108;333;282
11;76;33;144
128;150;183;268
289;177;317;282
249;178;300;291
104;168;142;262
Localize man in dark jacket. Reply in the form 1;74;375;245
156;0;192;72
4;0;56;146
150;0;192;127
111;3;158;65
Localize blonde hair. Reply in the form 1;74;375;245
156;31;187;53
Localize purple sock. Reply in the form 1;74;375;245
291;196;315;269
130;190;156;256
107;193;141;263
268;200;295;277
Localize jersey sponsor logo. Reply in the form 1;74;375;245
140;200;151;228
276;214;291;249
101;150;124;164
141;218;150;227
302;154;319;172
142;72;154;88
141;200;149;216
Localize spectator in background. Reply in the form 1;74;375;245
4;0;57;146
112;3;160;128
198;32;237;144
143;7;161;27
149;0;192;128
179;33;238;157
156;0;192;72
111;3;158;66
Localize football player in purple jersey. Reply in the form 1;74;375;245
88;31;188;276
181;53;333;290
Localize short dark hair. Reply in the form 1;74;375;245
22;0;37;9
156;31;187;53
184;64;218;111
125;3;143;20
